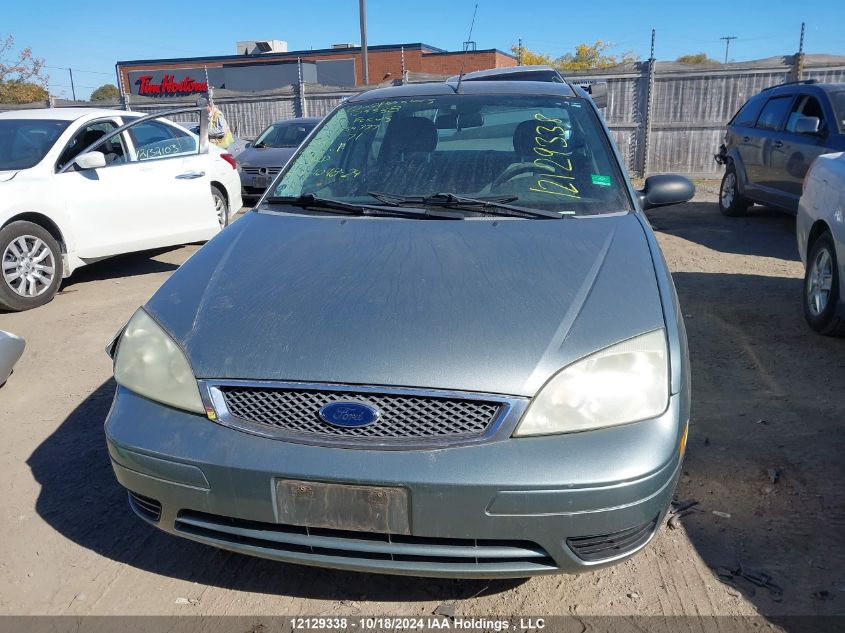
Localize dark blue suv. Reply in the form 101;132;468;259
716;81;845;216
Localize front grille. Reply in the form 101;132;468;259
128;491;162;523
566;515;659;562
217;386;503;444
242;166;281;176
175;510;557;573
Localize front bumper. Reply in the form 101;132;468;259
105;387;686;578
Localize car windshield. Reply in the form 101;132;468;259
267;94;632;216
831;90;845;132
254;120;317;148
0;119;70;170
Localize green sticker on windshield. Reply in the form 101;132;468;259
591;174;612;187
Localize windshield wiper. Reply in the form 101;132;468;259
262;194;464;219
368;192;572;219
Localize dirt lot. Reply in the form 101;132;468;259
0;188;843;625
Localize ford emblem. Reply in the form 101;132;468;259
318;401;381;428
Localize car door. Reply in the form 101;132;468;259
55;113;216;260
771;93;832;211
750;94;795;208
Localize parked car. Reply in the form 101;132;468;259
236;116;321;201
0;107;242;311
716;80;845;216
796;151;845;335
0;330;25;386
105;72;694;578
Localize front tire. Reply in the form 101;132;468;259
212;185;229;228
804;232;845;336
719;164;749;217
0;221;63;312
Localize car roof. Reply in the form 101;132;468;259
348;79;577;103
0;107;130;121
271;116;322;126
760;81;845;98
446;65;565;83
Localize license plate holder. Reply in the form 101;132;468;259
275;479;410;534
253;176;270;188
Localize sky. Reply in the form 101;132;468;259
4;0;845;99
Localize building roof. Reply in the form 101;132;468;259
116;43;516;67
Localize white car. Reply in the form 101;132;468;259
796;151;845;336
0;107;242;311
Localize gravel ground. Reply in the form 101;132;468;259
0;188;842;626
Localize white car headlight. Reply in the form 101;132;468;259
113;309;204;414
514;329;669;436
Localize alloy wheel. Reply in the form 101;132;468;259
807;246;834;316
2;235;56;298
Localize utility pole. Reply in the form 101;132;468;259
67;67;76;101
720;35;737;64
517;38;523;65
798;21;805;54
358;0;369;85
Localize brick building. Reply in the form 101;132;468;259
115;43;517;98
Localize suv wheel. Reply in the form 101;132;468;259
0;221;63;312
804;231;845;336
719;164;749;217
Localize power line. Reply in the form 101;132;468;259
42;64;113;76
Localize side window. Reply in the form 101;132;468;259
57;120;126;170
734;96;766;128
755;96;793;131
127;119;197;162
785;95;825;134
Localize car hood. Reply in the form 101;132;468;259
0;170;18;183
235;146;297;168
145;210;665;397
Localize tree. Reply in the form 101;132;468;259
510;44;552;67
90;83;120;101
557;41;638;70
0;34;48;104
676;53;720;65
512;41;638;71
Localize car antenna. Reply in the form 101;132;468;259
454;3;479;94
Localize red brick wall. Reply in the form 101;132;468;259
420;51;517;76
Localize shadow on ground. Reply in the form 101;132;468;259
59;247;184;290
650;201;845;619
26;379;522;601
648;202;800;261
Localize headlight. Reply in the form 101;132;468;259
514;329;669;436
112;309;204;414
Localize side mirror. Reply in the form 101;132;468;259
245;142;252;148
74;151;106;170
795;116;821;135
637;174;695;210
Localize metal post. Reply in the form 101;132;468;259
359;0;369;85
518;38;523;65
400;46;405;83
641;29;657;178
792;22;806;82
68;67;76;101
297;57;306;117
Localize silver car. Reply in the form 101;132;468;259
105;76;694;577
797;151;845;335
236;117;321;202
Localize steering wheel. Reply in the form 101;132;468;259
491;162;552;189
